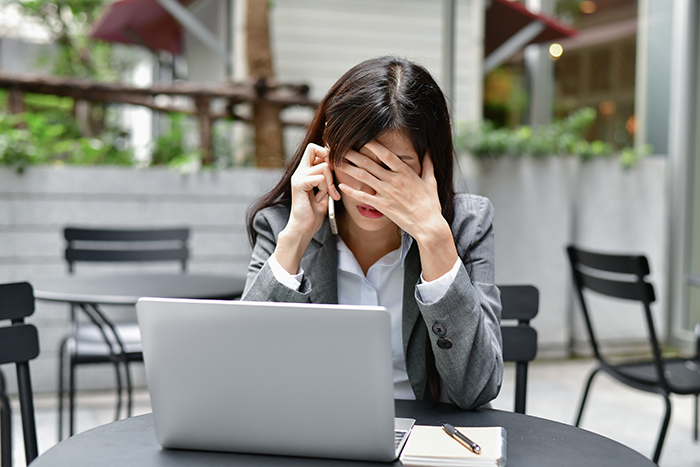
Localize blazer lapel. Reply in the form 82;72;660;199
300;220;338;304
402;242;422;354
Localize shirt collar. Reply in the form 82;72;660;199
336;231;413;273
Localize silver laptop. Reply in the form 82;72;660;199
136;297;415;462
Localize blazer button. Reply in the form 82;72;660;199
432;323;447;337
437;337;453;349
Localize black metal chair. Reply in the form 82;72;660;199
498;284;539;414
567;245;700;464
58;227;189;440
0;282;40;467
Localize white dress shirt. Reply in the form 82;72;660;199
269;232;460;399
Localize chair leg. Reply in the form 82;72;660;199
113;359;124;422
575;367;599;427
57;337;69;441
694;394;698;442
514;362;528;414
0;380;11;467
16;362;38;464
68;357;75;437
125;361;133;418
66;351;126;435
652;393;672;464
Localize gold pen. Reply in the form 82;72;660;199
442;423;481;454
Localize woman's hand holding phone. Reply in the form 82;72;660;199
274;143;340;275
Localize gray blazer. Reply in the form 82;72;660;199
243;193;503;410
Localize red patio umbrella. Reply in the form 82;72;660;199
485;0;577;56
89;0;190;54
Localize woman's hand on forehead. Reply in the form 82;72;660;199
358;140;405;173
341;139;419;178
336;137;440;234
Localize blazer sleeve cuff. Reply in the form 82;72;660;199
416;258;461;304
242;261;312;303
268;255;304;291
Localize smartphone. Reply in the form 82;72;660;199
328;195;338;235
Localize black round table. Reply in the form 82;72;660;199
32;400;655;467
33;273;247;305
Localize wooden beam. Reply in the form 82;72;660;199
0;72;316;104
8;88;25;114
0;73;317;110
247;0;285;168
0;71;316;164
194;95;213;165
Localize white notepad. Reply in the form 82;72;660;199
400;425;507;466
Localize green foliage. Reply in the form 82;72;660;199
454;108;652;168
150;113;190;166
554;0;583;23
149;113;201;171
23;93;74;112
0;1;143;171
620;144;654;169
9;0;134;81
0;93;133;172
0;98;242;172
149;113;239;172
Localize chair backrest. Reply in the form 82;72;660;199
498;284;539;414
566;245;665;380
0;282;39;465
64;227;190;274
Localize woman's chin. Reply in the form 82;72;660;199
345;214;395;235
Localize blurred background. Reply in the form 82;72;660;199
1;0;699;465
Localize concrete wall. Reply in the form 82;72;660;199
0;156;668;393
571;156;668;354
461;156;578;357
462;155;668;358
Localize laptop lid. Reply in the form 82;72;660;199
136;297;404;462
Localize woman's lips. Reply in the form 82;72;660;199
358;205;383;219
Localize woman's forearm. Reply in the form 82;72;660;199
414;216;459;282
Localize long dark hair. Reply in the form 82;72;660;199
247;56;456;246
246;56;455;401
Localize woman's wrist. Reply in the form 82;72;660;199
414;217;459;282
274;227;314;275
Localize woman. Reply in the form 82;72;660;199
243;56;502;410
